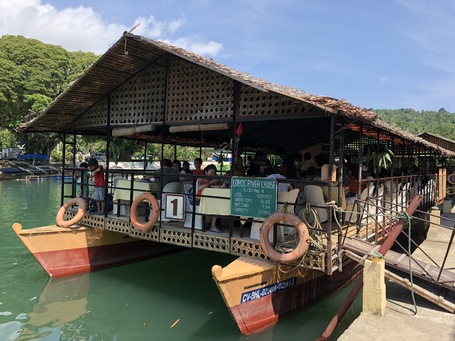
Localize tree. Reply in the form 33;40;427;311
0;35;99;153
0;129;16;148
375;108;455;140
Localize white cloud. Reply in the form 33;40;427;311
0;0;125;53
164;37;223;56
167;17;185;34
0;0;222;56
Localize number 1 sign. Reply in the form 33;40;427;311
164;194;185;221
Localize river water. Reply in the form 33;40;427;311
0;179;360;340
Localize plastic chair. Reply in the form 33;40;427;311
367;185;384;223
303;185;328;223
249;189;300;241
182;183;202;230
345;185;374;223
277;188;300;239
159;182;182;222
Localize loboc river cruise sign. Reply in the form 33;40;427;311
230;177;277;219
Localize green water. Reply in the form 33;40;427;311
0;180;360;340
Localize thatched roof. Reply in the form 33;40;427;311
17;34;377;133
418;132;455;153
16;33;454;157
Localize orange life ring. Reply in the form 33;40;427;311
260;211;310;264
448;173;455;185
130;193;159;231
56;198;87;227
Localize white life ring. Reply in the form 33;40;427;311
56;198;87;227
260;211;310;264
130;193;159;231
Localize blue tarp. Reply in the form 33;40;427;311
18;154;49;160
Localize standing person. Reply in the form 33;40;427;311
87;158;106;215
299;152;317;177
78;162;90;203
193;157;204;176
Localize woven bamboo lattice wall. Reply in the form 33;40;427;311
73;57;320;128
73;64;166;128
238;86;312;118
166;58;234;122
73;98;108;128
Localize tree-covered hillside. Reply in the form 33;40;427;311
0;35;99;153
374;108;455;140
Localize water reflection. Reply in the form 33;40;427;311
18;275;90;341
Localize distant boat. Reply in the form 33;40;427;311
24;175;44;181
0;168;29;174
46;175;73;181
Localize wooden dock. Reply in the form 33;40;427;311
338;212;455;340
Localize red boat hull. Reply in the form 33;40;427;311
13;223;177;278
213;257;361;335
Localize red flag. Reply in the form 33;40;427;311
236;122;243;137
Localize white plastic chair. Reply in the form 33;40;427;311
303;185;328;223
249;189;300;241
277;188;300;239
345;184;374;223
182;183;202;230
159;182;182;222
367;185;384;223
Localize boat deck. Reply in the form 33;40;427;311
65;207;381;275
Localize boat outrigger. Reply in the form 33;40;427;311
13;33;455;335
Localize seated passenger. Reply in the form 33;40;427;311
154;159;180;188
264;166;293;191
192;157;204;176
196;164;222;232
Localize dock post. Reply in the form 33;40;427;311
442;200;451;214
363;257;386;315
430;206;440;228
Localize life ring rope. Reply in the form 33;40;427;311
130;192;159;231
260;211;310;264
448;173;455;185
56;197;87;227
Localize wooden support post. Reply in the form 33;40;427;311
363;258;386;315
430;206;440;229
442;199;451;214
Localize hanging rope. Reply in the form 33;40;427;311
270;202;326;267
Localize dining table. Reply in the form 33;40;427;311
112;179;158;203
199;187;231;216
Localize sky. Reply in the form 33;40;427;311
1;0;455;112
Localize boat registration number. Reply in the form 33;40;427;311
240;277;297;303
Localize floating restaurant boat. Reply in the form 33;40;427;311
13;33;455;335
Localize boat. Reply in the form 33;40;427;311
12;223;178;278
0;167;29;174
212;257;361;335
12;32;455;335
24;175;44;181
